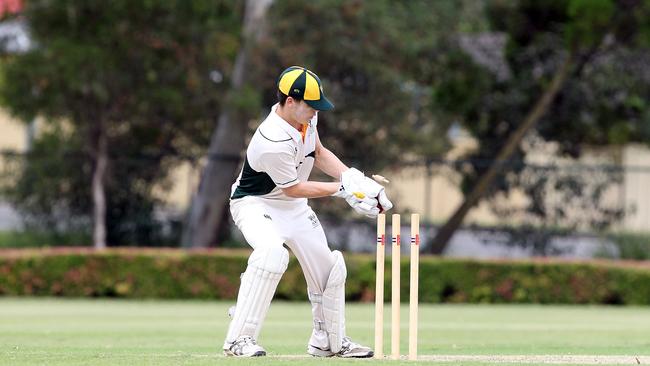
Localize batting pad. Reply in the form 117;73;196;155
322;250;347;353
225;245;289;343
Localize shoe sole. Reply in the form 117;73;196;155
307;345;335;358
308;345;374;359
223;350;267;357
338;352;374;358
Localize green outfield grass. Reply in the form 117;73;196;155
0;298;649;365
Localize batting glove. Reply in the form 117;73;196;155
334;168;393;214
358;176;393;213
333;168;380;218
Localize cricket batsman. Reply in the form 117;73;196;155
223;66;393;357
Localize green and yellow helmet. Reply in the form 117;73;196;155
277;66;334;111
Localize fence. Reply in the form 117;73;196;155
2;148;650;258
390;157;639;232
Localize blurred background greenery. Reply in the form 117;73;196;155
1;0;650;261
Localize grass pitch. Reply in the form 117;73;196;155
0;298;649;365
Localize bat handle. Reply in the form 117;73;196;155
372;174;390;184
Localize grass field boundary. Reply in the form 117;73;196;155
265;355;648;364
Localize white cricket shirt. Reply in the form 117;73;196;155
230;104;317;203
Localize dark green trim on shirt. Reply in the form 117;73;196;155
231;157;279;199
259;128;292;142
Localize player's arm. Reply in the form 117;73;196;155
280;131;349;198
312;132;393;213
260;143;340;199
314;131;348;180
282;181;340;198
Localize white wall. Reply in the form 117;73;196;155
622;144;650;232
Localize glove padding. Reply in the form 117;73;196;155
332;168;393;217
357;176;393;213
332;186;379;219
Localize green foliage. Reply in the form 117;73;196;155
0;1;243;245
229;85;262;115
2;0;242;138
1;127;92;232
567;0;614;47
432;47;496;121
0;231;90;248
257;0;485;217
1;126;184;245
608;233;650;260
2;248;650;305
432;0;650;231
259;0;487;170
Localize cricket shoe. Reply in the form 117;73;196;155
307;336;374;358
223;335;266;357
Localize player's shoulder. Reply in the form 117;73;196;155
257;119;293;144
249;121;295;157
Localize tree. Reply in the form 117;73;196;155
0;0;240;247
182;0;486;246
430;0;650;253
182;0;273;248
259;0;485;219
258;0;483;170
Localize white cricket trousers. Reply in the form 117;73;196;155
230;196;336;306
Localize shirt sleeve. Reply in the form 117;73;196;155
258;150;300;188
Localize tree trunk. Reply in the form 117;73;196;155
181;0;274;247
92;130;108;249
429;51;575;254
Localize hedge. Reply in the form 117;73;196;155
1;248;650;304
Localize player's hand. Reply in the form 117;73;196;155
332;187;379;218
357;176;393;213
335;168;393;213
332;168;365;198
344;193;380;218
332;168;380;218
